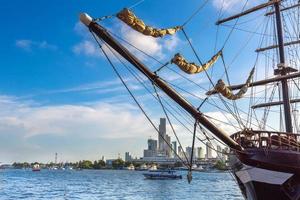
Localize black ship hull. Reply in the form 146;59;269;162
230;154;300;200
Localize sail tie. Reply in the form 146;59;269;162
117;8;182;38
171;50;222;74
213;68;255;100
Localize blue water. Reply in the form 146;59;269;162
0;169;243;200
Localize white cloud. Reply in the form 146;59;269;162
212;0;264;13
15;40;32;50
16;39;57;51
0;95;155;162
73;20;182;62
163;35;181;51
205;111;239;134
119;24;164;59
0;95;153;139
73;40;100;57
213;0;240;11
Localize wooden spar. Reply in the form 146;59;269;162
252;98;300;109
265;3;300;16
206;71;300;95
216;0;279;25
256;40;300;53
79;13;242;151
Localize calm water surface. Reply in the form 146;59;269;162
0;169;243;200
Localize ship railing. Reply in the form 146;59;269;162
231;130;300;151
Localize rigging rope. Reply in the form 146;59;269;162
181;28;246;128
181;0;210;27
221;0;250;49
89;30;189;167
102;19;276;132
107;27;279;132
152;83;190;164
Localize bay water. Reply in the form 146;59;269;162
0;169;243;200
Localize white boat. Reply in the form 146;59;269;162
32;164;41;172
126;164;135;170
143;170;182;180
193;165;205;172
148;164;157;171
139;163;148;171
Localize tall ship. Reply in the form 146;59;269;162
79;0;300;199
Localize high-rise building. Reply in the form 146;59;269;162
158;118;166;151
206;142;213;159
165;135;171;157
157;118;172;157
177;146;185;159
148;139;157;151
125;152;132;162
186;147;196;160
172;141;177;157
186;147;192;160
197;147;204;159
144;138;158;157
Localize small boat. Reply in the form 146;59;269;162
126;164;135;170
137;163;148;171
193;165;205;172
32;164;41;172
143;170;182;180
148;164;157;171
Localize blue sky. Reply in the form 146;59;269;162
0;0;270;163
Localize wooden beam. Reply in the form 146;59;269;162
256;40;300;52
265;3;300;16
252;98;300;109
206;71;300;95
216;0;279;25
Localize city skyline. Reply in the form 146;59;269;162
0;0;256;163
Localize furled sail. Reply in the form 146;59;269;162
117;8;182;38
213;68;255;100
171;50;222;74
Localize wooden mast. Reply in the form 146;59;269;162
79;13;242;151
274;1;293;133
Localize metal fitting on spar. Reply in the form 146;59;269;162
80;13;93;26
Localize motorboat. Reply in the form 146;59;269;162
32;164;41;172
143;170;182;180
126;164;135;170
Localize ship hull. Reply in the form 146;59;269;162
230;155;300;200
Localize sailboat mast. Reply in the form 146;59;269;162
79;13;242;151
274;1;293;133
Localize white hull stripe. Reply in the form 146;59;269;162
235;165;293;185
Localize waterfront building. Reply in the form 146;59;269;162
157;118;172;158
158;118;166;151
148;139;157;151
172;141;177;157
165;135;171;157
177;146;185;159
186;146;196;161
144;149;156;157
106;159;117;167
206;142;213;159
144;138;158;157
197;147;205;159
125;152;132;162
